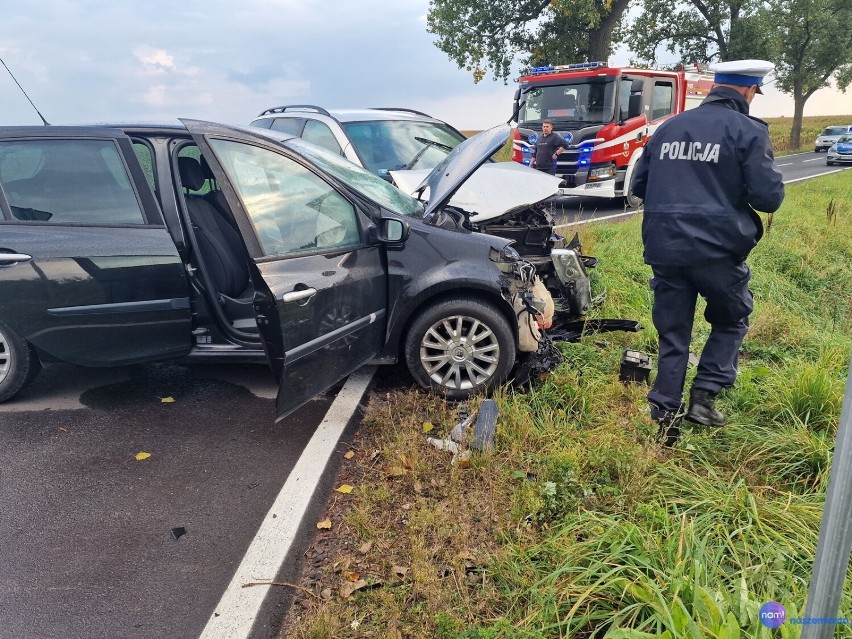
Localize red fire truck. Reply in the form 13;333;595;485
512;62;715;206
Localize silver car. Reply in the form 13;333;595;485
815;125;852;152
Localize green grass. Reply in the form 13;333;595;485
285;171;852;639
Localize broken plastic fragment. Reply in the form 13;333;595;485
171;527;186;540
427;437;459;454
472;399;498;451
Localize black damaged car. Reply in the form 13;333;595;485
0;120;615;417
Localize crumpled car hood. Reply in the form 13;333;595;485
390;161;563;223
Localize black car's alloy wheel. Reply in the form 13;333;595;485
404;298;515;399
0;320;40;403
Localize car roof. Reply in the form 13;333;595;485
0;121;294;145
254;106;445;124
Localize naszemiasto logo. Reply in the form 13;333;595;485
760;602;787;628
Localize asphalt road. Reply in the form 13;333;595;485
0;362;360;639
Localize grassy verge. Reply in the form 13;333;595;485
285;172;852;639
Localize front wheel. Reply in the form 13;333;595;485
623;170;643;209
827;160;834;166
0;320;40;403
404;298;515;399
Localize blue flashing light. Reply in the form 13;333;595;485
526;61;607;76
523;159;531;165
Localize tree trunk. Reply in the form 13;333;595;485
588;0;630;61
789;84;806;150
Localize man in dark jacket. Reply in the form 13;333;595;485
631;60;784;441
531;120;567;173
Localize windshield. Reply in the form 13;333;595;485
341;120;466;176
824;127;849;136
837;135;852;143
519;77;617;126
285;137;424;217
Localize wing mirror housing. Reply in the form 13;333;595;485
370;218;410;245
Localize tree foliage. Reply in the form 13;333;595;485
629;0;773;64
426;0;631;83
766;0;852;148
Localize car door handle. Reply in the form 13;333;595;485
281;287;317;303
0;253;33;263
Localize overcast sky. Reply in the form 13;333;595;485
1;0;850;131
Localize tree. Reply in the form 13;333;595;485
767;0;852;149
629;0;773;64
426;0;631;84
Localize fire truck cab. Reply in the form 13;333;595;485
512;62;714;206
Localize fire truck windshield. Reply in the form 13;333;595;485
518;77;617;126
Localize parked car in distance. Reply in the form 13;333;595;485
815;125;852;152
249;106;468;179
826;134;852;165
0;120;602;414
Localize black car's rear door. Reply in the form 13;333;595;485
0;127;191;366
182;120;386;420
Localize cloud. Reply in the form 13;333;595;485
133;45;175;73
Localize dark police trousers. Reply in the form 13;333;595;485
647;261;753;416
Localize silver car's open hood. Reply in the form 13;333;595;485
390;123;562;223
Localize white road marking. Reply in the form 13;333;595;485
777;162;793;166
802;157;824;162
556;210;637;228
197;367;376;639
785;169;848;183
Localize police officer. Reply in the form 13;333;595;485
631;60;784;441
531;120;567;173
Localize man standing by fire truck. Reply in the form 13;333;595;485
530;120;567;174
631;60;784;441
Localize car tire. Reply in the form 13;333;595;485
404;297;515;399
0;320;40;403
623;170;643;209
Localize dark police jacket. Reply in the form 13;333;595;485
631;86;784;266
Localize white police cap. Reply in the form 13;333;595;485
709;59;774;93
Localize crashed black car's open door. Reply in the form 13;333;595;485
182;120;386;420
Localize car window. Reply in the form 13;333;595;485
824;127;848;136
0;139;146;225
837;135;852;143
651;80;674;120
268;118;304;136
341;120;466;176
132;140;157;194
208;139;360;257
285;137;425;218
302;120;342;155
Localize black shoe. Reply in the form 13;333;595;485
686;389;726;427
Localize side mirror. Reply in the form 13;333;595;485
377;218;409;244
